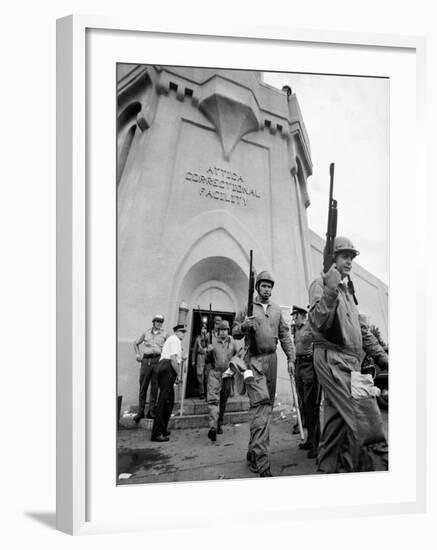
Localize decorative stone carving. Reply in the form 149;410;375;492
197;77;261;161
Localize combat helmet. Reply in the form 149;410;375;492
333;237;360;258
255;270;275;290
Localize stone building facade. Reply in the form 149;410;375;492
117;64;388;408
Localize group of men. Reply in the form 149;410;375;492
131;235;389;476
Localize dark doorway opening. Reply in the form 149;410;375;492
186;309;236;398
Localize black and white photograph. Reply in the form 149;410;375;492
116;63;389;484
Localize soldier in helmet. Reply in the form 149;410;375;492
232;270;296;477
191;322;209;399
203;315;223;399
205;320;238;442
133;314;168;422
308;237;389;473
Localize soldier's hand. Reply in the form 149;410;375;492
322;264;341;291
135;354;142;362
241;316;257;331
376;354;389;370
287;360;295;377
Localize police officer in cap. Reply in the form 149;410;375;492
133;314;168;422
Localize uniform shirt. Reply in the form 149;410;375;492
192;334;209;364
208;335;238;373
160;334;182;364
294;322;313;356
233;297;296;361
309;277;386;362
140;328;167;356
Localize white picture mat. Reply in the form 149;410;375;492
85;26;421;532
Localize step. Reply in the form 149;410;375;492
119;404;293;431
125;396;250;416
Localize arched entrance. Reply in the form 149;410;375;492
177;256;247;397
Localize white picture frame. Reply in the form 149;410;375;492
56;14;426;535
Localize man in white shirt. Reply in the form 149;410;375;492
151;324;187;442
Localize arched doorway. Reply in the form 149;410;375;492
177;256;247;397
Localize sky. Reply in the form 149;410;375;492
263;72;389;285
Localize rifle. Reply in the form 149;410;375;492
247;250;255;317
323;163;338;274
246;250;258;354
323;163;358;306
323;163;344;345
289;373;305;441
208;303;213;345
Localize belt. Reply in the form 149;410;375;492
296;354;313;362
143;354;161;359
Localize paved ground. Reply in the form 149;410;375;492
117;408;388;485
117;409;318;484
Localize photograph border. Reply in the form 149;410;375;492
56;14;426;535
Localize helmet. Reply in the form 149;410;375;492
333;237;360;258
255;270;275;289
292;305;307;316
218;320;230;330
152;314;164;322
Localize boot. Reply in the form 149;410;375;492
307;448;318;459
134;410;145;423
246;451;257;473
207;427;217;442
217;422;223;435
259;467;272;477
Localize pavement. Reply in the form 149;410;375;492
118;408;315;485
117;407;388;486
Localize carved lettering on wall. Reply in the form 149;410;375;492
184;166;261;207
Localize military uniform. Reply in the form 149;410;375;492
206;324;237;440
233;293;295;475
133;315;167;421
308;238;388;473
293;307;320;457
191;331;208;398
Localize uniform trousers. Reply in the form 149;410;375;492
137;355;160;416
314;347;387;473
194;353;206;396
151;359;177;440
295;357;320;452
206;370;233;429
245;352;277;474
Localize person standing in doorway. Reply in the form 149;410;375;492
191;323;209;399
204;315;222;398
133;314;167;422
